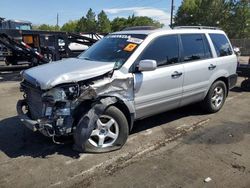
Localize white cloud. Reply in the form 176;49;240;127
104;7;170;26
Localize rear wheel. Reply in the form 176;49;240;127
202;81;227;113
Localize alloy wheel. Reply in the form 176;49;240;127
88;115;119;148
211;86;224;108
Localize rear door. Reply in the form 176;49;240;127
180;33;214;106
133;35;184;119
209;33;237;77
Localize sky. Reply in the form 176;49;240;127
0;0;182;27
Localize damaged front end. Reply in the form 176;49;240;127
16;33;147;151
16;72;135;146
17;81;79;138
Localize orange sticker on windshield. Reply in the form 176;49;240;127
124;43;137;52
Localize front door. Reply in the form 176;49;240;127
133;34;184;119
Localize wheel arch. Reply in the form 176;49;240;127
208;77;229;97
112;100;135;132
73;97;135;132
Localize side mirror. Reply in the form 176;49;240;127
138;60;157;72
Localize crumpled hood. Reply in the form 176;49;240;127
22;58;114;90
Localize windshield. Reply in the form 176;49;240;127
78;34;146;69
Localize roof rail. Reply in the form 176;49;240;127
174;26;220;30
122;26;158;31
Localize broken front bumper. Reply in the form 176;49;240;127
16;100;54;137
17;100;40;132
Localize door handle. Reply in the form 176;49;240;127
208;64;216;70
171;71;183;78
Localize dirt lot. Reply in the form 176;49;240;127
0;58;249;188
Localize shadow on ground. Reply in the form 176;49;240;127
131;103;204;134
183;121;250;145
0;103;204;159
0;116;80;159
0;87;247;159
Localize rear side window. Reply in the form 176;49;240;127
209;33;232;57
181;34;212;62
138;35;179;66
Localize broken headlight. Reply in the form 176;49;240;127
42;84;79;102
61;84;80;100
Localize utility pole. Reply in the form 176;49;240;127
56;13;59;28
170;0;174;28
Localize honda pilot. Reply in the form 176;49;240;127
17;26;237;152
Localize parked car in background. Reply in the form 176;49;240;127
233;46;241;56
17;26;237;153
68;34;103;51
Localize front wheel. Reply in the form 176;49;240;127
202;81;227;113
75;106;129;153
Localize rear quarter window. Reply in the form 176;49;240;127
209;33;233;57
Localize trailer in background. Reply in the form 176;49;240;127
0;17;32;30
0;28;102;68
237;58;250;91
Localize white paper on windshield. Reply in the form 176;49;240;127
127;37;143;44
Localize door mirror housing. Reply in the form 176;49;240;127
138;60;157;72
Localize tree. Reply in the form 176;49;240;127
76;8;98;32
97;10;111;33
61;20;78;32
111;15;163;32
174;0;250;38
129;16;163;28
35;9;165;34
174;0;199;26
111;17;128;31
85;8;97;32
174;0;228;26
36;24;60;31
76;17;87;32
231;0;250;38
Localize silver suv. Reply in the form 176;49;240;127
17;26;237;152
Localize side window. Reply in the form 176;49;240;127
138;35;179;67
181;34;212;62
209;33;233;57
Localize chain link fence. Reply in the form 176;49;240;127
230;39;250;56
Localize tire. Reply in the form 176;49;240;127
5;57;10;66
76;106;129;153
202;81;227;113
5;56;18;66
241;79;250;91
